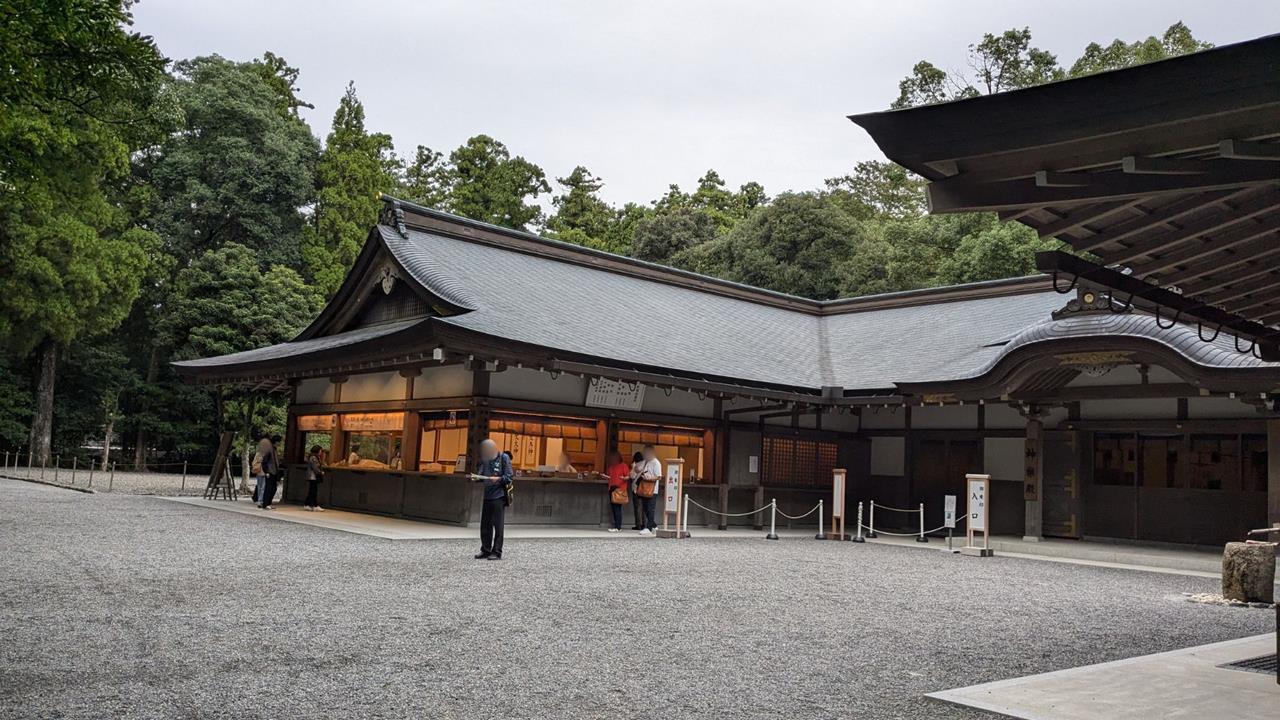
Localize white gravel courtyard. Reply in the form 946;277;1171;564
0;477;1272;720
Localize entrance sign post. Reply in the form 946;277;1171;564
961;474;993;557
656;458;688;538
827;468;847;540
944;494;957;553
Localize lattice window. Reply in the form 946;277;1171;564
762;435;837;487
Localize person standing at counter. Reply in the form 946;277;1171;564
628;451;645;530
636;445;663;536
603;451;630;532
304;445;325;511
474;439;513;560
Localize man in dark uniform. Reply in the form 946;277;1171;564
474;439;512;560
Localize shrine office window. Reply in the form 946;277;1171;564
761;435;837;487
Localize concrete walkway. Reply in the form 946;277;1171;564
162;496;808;541
863;533;1247;578
927;633;1278;720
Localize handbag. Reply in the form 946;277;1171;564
610;486;629;504
635;477;657;498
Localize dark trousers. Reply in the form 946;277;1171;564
610;502;623;530
304;480;320;507
641;495;657;530
630;492;644;529
480;498;506;556
264;473;279;506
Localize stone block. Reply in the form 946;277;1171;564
1221;542;1276;603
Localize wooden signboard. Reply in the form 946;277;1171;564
962;474;993;556
584;377;645;411
829;468;847;540
656;458;688;538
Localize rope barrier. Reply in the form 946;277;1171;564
860;523;954;537
872;503;922;513
686;496;773;518
775;503;820;520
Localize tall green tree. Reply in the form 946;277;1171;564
303;82;398;297
1069;22;1212;77
547;166;614;249
160;244;324;440
825;161;926;220
146;54;319;270
398;145;450;208
440;135;550;230
632;207;716;263
893;22;1211;109
0;0;170;463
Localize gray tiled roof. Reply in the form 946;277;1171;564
176;218;1277;391
174;318;424;369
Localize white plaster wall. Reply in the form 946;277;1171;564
642;387;715;418
341;371;405;403
727;428;761;486
821;411;860;433
413;365;473;399
984;437;1023;482
1187;396;1262;419
489;367;588;405
912;404;979;429
860;407;907;429
1079;398;1177;419
870;436;905;476
984;403;1028;429
296;378;334;404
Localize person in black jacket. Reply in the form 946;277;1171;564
304;445;325;511
473;439;512;560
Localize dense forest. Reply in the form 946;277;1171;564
0;1;1211;466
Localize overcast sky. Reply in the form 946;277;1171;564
132;1;1280;207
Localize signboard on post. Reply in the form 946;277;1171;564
829;468;847;540
943;494;956;529
962;474;993;556
656;458;687;538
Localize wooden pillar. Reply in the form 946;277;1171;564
466;368;492;472
1024;414;1044;541
284;380;303;464
400;368;421;471
329;377;347;463
1267;419;1280;528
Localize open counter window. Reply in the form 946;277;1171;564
419;411;469;473
490;412;601;474
617;423;708;482
339;412;404;469
297;414;335;454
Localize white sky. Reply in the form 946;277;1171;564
132;1;1280;206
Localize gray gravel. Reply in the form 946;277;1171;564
1;466;222;496
0;478;1272;720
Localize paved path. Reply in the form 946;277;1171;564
928;634;1278;719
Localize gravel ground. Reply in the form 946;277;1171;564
0;478;1272;720
0;466;232;496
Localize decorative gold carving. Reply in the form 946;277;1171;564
1054;351;1132;367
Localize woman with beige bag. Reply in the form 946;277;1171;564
603;451;630;532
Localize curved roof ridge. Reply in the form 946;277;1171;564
378;225;480;312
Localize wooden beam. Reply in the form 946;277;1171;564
1012;383;1210;402
1035;170;1092;187
1122;155;1208;175
929;164;1279;213
1103;189;1280;265
1202;272;1280;306
1072;189;1244;254
1222;287;1280;315
1035;199;1145;238
1165;243;1280;291
1220;139;1280;161
1123;214;1280;276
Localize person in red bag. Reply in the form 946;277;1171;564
602;451;630;532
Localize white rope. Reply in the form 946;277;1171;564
872;503;922;513
776;503;820;520
860;523;954;536
686;496;772;518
